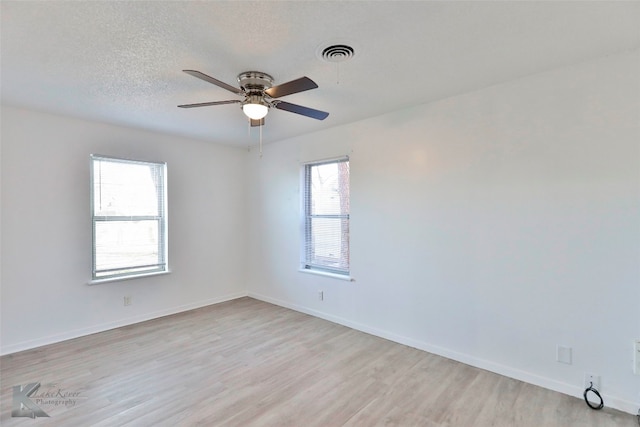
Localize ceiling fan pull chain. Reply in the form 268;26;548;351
259;122;263;158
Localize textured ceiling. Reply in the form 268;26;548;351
2;1;639;147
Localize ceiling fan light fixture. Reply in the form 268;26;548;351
242;97;269;120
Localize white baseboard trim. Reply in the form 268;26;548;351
0;292;247;356
247;292;639;416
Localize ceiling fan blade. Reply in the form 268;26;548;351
265;77;318;98
178;100;241;108
273;101;329;120
183;70;243;95
250;118;265;127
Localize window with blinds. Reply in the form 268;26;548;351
90;155;168;281
302;158;350;275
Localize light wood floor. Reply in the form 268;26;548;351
1;297;636;426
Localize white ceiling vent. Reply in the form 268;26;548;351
319;44;355;62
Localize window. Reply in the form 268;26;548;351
90;155;167;281
302;158;350;275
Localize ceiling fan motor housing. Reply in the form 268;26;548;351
238;71;274;94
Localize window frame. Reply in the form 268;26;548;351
301;156;350;277
90;155;168;283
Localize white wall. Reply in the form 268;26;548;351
0;106;247;354
246;50;640;413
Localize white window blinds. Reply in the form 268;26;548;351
303;158;350;275
91;155;167;280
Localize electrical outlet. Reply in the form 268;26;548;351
318;290;324;301
634;340;640;375
584;373;600;390
124;296;132;306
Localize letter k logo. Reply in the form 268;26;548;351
12;383;50;418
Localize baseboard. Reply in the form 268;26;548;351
0;292;247;356
247;292;639;416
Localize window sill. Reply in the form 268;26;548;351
88;270;171;285
298;269;353;281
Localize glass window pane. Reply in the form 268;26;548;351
95;220;159;273
310;161;350;216
93;160;161;217
307;217;349;270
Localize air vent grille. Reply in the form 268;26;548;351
320;44;355;62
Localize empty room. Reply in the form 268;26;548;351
1;1;639;426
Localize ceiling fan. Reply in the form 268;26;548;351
178;70;329;126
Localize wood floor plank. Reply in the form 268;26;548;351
1;297;636;426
